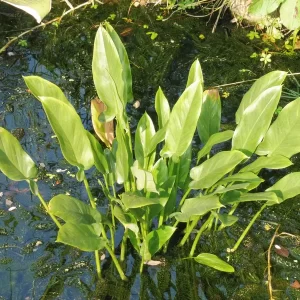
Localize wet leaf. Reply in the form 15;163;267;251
274;244;289;257
291;280;300;289
194;253;235;272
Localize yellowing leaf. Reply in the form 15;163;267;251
91;98;114;147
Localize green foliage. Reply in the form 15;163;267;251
2;23;300;281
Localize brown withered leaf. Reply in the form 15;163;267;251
274;244;289;258
91;98;114;147
291;280;300;289
120;27;133;37
144;259;165;266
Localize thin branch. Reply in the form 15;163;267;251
0;0;95;54
267;225;280;300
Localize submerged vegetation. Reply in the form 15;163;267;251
0;22;300;298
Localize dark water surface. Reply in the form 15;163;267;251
0;1;300;299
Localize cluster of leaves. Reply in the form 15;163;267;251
1;22;300;281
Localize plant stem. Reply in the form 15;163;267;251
179;217;199;247
105;245;127;281
94;250;102;279
189;213;213;257
36;191;61;228
83;175;96;209
230;203;267;252
178;188;191;208
120;229;128;262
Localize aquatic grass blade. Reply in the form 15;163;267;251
194;253;235;273
232;86;282;155
0;127;38;181
256;98;300;158
38;96;94;170
197;89;221;145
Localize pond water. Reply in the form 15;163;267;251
0;1;300;299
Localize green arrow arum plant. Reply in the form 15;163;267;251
1;22;300;280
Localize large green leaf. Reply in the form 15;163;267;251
232;86;282;155
221;191;279;205
197;89;221;145
186;59;204;88
152;158;168;188
105;22;133;104
160;80;203;159
266;172;300;203
213;183;251;194
38;96;94;170
141;226;176;261
2;0;51;23
49;194;103;224
280;0;300;30
155;87;170;129
121;192;166;210
175;195;223;222
194;253;235;273
24;76;70;106
197;130;234;162
57;223;106;252
92;25;125;123
190;150;248;189
235;71;286;124
240;155;293;173
131;161;158;193
0;127;37;181
256;98;300;158
248;0;283;16
135;113;156;169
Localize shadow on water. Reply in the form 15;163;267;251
0;1;300;299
